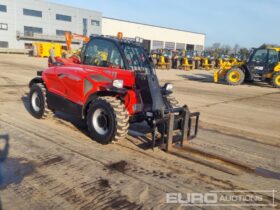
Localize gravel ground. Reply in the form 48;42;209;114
0;55;279;209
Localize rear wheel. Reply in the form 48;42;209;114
86;96;129;144
226;68;245;85
272;72;280;88
29;83;53;119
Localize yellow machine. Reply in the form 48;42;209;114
179;57;193;70
192;55;202;69
188;51;215;70
214;47;280;88
33;42;62;58
217;58;224;68
157;55;170;70
201;57;214;70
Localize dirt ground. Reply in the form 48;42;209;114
0;54;279;209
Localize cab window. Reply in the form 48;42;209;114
122;43;151;74
268;50;279;64
251;49;267;63
84;39;124;69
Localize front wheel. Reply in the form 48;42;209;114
226;68;245;86
272;72;280;88
86;97;129;144
29;83;52;119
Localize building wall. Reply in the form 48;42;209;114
0;0;102;49
102;17;205;51
0;0;205;51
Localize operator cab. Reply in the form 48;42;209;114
247;48;279;76
80;35;166;112
81;36;153;73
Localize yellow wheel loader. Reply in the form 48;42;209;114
199;51;215;70
158;55;171;70
179;57;193;70
214;47;280;87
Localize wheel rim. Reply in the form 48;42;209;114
229;71;241;83
31;92;41;112
92;108;109;135
275;75;280;86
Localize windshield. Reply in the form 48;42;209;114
121;43;153;74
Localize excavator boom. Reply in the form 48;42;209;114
65;32;90;52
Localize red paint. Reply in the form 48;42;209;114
44;59;139;115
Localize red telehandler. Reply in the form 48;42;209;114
28;34;200;151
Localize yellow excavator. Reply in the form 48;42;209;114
214;47;280;88
64;32;90;58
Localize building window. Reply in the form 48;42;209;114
24;26;43;36
152;40;164;49
23;8;42;17
176;43;185;50
0;5;7;12
24;43;33;49
56;30;71;36
83;18;88;36
186;44;195;51
165;42;175;50
0;41;9;48
56;14;72;22
0;23;8;30
91;20;100;26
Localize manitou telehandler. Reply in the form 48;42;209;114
214;47;280;88
28;34;200;151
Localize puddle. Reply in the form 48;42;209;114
255;167;280;180
0;158;35;189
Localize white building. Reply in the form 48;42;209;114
0;0;102;49
0;0;205;51
102;17;205;51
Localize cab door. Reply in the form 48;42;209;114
55;67;84;104
267;49;279;73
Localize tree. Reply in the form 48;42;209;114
221;45;232;55
233;44;240;54
239;48;250;60
211;43;221;51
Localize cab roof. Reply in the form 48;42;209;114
89;35;143;47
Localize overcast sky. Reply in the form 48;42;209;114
48;0;279;48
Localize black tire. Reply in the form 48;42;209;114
29;83;53;119
226;68;245;86
86;96;129;144
272;72;280;88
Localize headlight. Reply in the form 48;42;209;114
166;83;173;91
112;80;124;88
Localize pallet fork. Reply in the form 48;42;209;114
151;106;200;152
